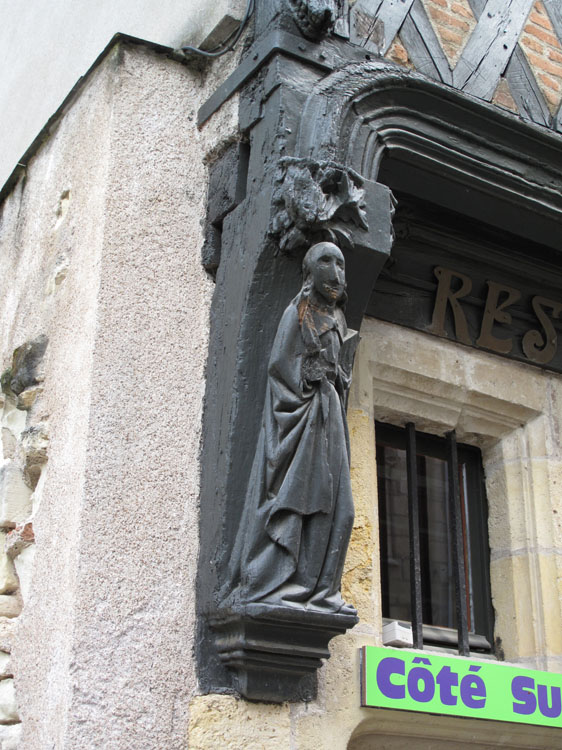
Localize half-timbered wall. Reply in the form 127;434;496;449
351;0;562;129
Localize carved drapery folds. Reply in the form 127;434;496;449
213;241;360;702
269;158;369;255
199;6;562;704
202;158;394;704
199;54;396;707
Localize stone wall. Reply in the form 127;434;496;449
3;4;562;748
0;338;49;748
0;40;239;749
185;319;562;749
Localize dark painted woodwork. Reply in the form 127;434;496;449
367;194;562;373
202;143;249;272
504;47;551;127
197;29;377;126
345;0;559;130
465;0;552;126
543;0;562;133
211;604;358;701
220;243;358;618
198;1;562;702
350;0;414;56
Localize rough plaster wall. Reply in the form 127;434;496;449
0;0;245;188
0;41;239;749
0;53;116;748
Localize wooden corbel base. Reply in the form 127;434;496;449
210;603;358;702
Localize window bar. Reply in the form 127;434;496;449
446;430;470;656
406;422;423;649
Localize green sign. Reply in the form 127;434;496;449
360;646;562;729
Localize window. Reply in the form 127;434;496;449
376;421;494;654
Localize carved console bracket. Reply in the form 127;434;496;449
269;158;369;255
211;604;358;701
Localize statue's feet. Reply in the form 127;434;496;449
259;584;311;609
337;601;358;616
307;591;357;616
257;588;357;617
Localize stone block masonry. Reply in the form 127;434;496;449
0;337;50;746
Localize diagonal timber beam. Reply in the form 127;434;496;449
401;0;452;84
543;0;562;131
454;0;535;100
467;0;551;125
505;46;551;126
350;0;415;55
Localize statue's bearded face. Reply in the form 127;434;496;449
306;243;345;303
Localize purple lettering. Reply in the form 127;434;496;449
407;667;435;703
436;666;458;706
537;684;562;719
512;676;537;715
376;657;406;700
460;670;486;709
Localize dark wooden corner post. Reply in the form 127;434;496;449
196;1;395;703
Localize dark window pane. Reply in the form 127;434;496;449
378;445;411;621
376;422;493;649
419;454;455;629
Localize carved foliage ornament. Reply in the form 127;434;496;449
269;158;369;254
287;0;337;39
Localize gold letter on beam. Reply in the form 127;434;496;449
430;267;472;345
522;296;562;365
476;281;521;354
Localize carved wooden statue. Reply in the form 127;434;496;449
227;242;358;615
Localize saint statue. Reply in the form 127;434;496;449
226;242;358;615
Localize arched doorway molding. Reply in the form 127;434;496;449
294;60;562;251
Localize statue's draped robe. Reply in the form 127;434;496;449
233;292;356;611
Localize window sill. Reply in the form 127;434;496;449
382;618;493;655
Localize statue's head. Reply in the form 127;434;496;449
302;242;346;305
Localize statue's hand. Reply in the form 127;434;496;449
302;356;324;385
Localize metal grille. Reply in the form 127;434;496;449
377;422;494;655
